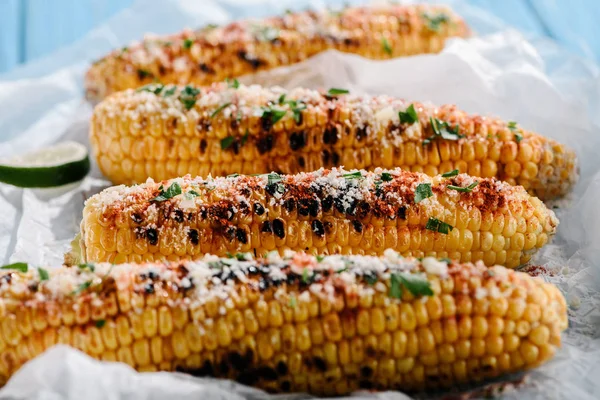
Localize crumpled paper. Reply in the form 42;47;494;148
0;0;599;399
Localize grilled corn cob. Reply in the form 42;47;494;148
91;83;578;200
85;4;470;102
69;168;558;269
0;253;567;393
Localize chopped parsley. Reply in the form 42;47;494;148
508;121;518;131
78;263;95;272
72;280;92;296
261;106;287;125
422;117;465;145
301;268;310;284
152;182;182;202
342;171;363;180
514;133;523;143
183;39;193;50
426;217;453;234
137;69;152;79
327;88;350;95
210;102;231;118
163;86;177;97
441;169;459;178
414;183;433;203
226;78;240;89
220;136;235;150
136;84;164;95
364;273;378;286
290;101;306;124
391;272;434;297
267;172;286;194
241;130;249;146
184;190;200;200
252;25;280;42
1;262;28;273
381;172;394;182
278;94;286;104
382;37;392;55
508;121;523;143
423;13;449;32
38;267;49;281
316;255;325;262
95;320;106;328
447;181;479;193
178;86;201;110
289;295;297;308
398;104;418;124
390;273;403;298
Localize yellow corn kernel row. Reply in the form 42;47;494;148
84;4;470;101
0;254;567;394
90;83;578;200
69;168;558;268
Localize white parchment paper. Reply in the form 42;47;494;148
0;0;599;399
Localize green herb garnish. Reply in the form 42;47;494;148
1;262;28;273
327;88;349;95
382;37;392;55
226;78;240;89
252;25;280;42
342;171;363;180
398;104;418;124
137;69;152;79
163;86;177;97
152;182;182;202
78;263;95;272
390;273;403;298
397;273;434;296
364;274;378;286
72;280;92;296
381;172;393;182
183;39;193;50
184;190;200;200
38;267;49;281
422;117;464;145
289;295;297;308
278;94;286;104
211;102;231;118
261;106;287;125
302;268;310;284
508;121;523;143
414;183;433;203
95;320;106;328
447;181;479;193
316;255;325;262
220;136;235;150
136;84;164;95
178;85;201;110
423;13;449;32
241;130;249;146
425;217;453;234
441;169;459;178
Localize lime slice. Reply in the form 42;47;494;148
0;141;90;188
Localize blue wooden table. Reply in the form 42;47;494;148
0;0;598;74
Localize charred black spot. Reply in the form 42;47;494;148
352;220;363;233
199;63;215;74
236;228;248;244
237;50;265;69
200;208;208;219
356;201;371;219
365;346;376;357
323;126;339;144
272;219;285;238
280;380;291;392
146;228;158;245
482;364;495;372
199;360;214;377
344;37;358;46
309;199;320;217
331;151;340;165
289;132;306;150
334;198;345;213
311;220;325;237
397;206;407;220
303;358;313;368
199;139;208;153
359;380;373;389
261;221;273;233
236;372;258;386
244;349;255;364
148;270;159;280
238;200;250;214
223;226;236;241
256;134;275;153
219;360;230;374
173;209;184;223
158;65;166;75
297;156;305;168
257;366;278;381
356;126;368;141
346;200;357;216
276;361;288;375
284;198;296;213
298;199;310;216
253;202;265;215
295;112;303;126
313;357;327;372
144;283;155;294
426;373;441;382
131;213;143;224
322;150;330;164
265;183;279;196
322;195;334;212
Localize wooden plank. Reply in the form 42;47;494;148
467;0;547;35
527;0;600;61
0;0;21;73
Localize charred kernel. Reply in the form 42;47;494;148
322;150;330;164
322;195;334;212
397;206;407;220
200;360;215;376
236;372;258;386
284;198;296;212
297;156;305;168
199;63;215;74
257;134;275;153
356;201;371;219
303;358;313;368
298;199;310;216
280;381;291;392
311;220;325;237
273;219;285;238
359;380;373;389
227;352;245;370
200;208;208;219
313;357;327;372
276;361;288;375
361;366;374;377
289;132;306;150
352;220;363;233
265;183;279;196
131;213;143;224
334;198;345;213
294;112;303;126
148;270;158;280
236;228;248;244
356;126;368;141
253;202;265;215
365;346;376;357
146;228;158;245
238;200;250;214
257;366;278;381
323;126;338;144
331;151;340;165
346;200;357;216
143;283;155;294
224;226;236;241
219;361;230;374
261;221;273;233
245;349;255;364
309;199;320;217
199;139;208;153
173;209;184;223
